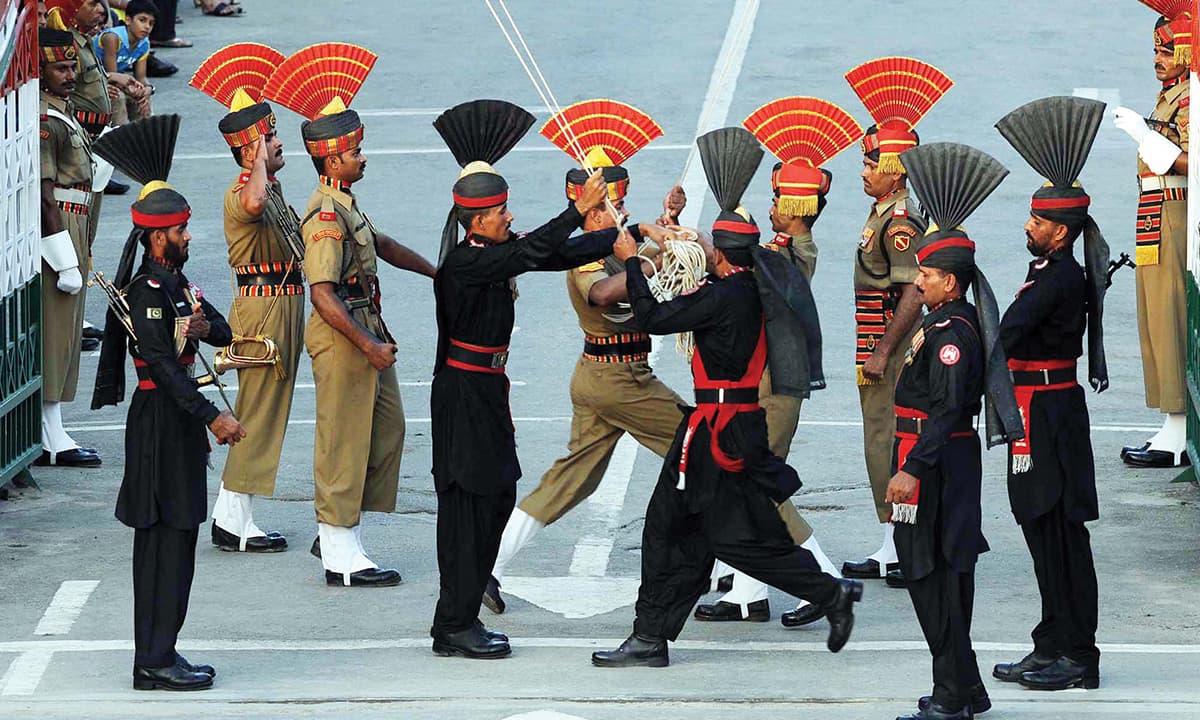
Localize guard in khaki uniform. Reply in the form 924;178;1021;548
696;96;859;626
483;100;686;615
265;43;436;586
1113;0;1192;468
37;27;101;468
191;43;301;552
843;57;952;585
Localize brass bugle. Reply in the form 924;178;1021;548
214;334;283;378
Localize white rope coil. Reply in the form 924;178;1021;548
646;239;708;357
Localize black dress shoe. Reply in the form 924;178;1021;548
104;179;129;195
841;558;898;579
81;325;104;340
993;650;1056;682
80;336;101;352
309;536;321;558
591;633;669;668
920;683;990;715
324;568;402;587
780;602;825;628
1120;441;1150;459
34;448;102;467
211;523;288;553
885;567;908;588
482;574;505;614
896;701;971;720
474;619;508;642
145;52;178;77
823;578;863;653
432;626;511;659
1123;448;1189;468
132;663;213;691
175;653;215;678
1019;656;1099;690
694;598;769;622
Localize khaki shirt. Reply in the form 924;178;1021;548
764;231;817;281
853;188;922;291
301;182;384;336
1139;79;1190;178
224;173;291;266
69;28;112;117
39;93;93;188
566;259;626;338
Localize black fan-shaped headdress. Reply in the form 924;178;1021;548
92;114;180;186
902;142;1022;448
433;100;536;265
996;96;1110;392
697;127;764;249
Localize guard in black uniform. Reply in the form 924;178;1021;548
887;143;1023;720
430;100;617;660
91;116;246;691
992;96;1108;692
591;128;861;669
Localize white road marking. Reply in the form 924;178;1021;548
503;713;590;720
0;648;53;696
33;581;100;636
173;144;692;162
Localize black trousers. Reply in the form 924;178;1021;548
432;484;516;636
133;524;198;668
1021;501;1100;668
633;471;839;641
907;560;982;711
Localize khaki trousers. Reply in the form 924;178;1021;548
857;328;914;523
307;311;403;527
221;293;306;496
518;357;683;525
42;210;89;403
760;367;812;543
1136;198;1187;414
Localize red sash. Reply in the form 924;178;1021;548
1008;358;1077;473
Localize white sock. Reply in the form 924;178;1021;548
318;523;377;584
41;402;80;454
718;570;769;607
1150;413;1187;455
212;485;266;550
491;508;544;582
801;536;841;578
866;523;897;567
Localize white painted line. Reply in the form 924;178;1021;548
0;637;1195;655
0;648;54;696
503;713;589;720
173;144;692;162
33;581;100;636
566;537;616;578
64;416;572;433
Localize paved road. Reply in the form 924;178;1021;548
3;1;1199;718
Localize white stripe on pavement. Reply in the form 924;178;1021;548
0;649;53;696
32;581;100;636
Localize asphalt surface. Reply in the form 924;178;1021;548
2;1;1199;718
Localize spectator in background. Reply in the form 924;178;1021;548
96;0;155;124
148;0;190;48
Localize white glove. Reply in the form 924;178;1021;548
41;230;83;295
90;125;115;190
1113;106;1149;143
1139;131;1183;175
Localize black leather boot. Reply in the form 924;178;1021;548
591;633;669;668
992;650;1056;682
823;579;863;652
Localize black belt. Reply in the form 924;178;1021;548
694;387;759;405
896;416;975;435
235;270;301;288
583;337;651;357
1011;366;1076;387
446;340;509;373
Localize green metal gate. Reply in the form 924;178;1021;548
0;0;43;489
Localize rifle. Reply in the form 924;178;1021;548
1105;252;1135;288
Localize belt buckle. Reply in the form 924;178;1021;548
915;417;923;434
1042;368;1050;384
491;350;509;369
717;387;725;403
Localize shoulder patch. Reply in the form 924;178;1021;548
40;129;50;139
319;211;337;222
311;228;343;242
888;224;914;251
146;279;161;288
938;344;961;366
576;261;604;273
146;307;162;319
1181;95;1191;108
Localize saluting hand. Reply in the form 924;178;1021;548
210;410;247;446
366;341;398;370
182;303;210;339
885;470;919;504
574;170;608;215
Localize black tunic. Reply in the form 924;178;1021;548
893;298;989;580
430;206;619;495
624;262;800;512
999;250;1098;525
116;259;232;530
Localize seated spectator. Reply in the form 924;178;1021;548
95;0;156;124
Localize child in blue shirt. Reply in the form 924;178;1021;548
96;0;157;124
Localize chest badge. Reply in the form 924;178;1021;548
859;227;875;250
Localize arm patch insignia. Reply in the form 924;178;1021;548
319;211;337;222
311;229;343;242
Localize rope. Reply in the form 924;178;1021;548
646;238;708;357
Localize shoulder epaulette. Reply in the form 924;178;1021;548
892;205;907;218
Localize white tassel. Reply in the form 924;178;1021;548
1011;454;1032;474
891;502;918;524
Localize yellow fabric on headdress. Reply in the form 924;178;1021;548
458;160;499;180
584;146;614;168
230;87;256;112
733;205;751;221
138;180;175;201
318;97;348;117
877;153;906;175
46;7;69;31
777;195;819;218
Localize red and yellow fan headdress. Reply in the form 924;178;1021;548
262;43;378;157
743;96;863;217
845;57;953;175
190;43;286;148
540;99;663;201
1140;0;1193;66
44;0;85;31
